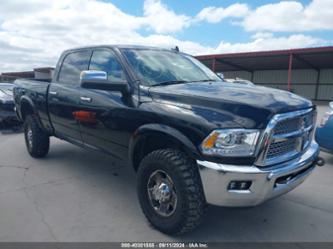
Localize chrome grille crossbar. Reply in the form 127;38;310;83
273;125;314;141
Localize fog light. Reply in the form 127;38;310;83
228;181;252;191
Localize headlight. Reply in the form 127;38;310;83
200;129;260;157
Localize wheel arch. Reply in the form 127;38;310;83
129;124;200;171
19;96;45;131
19;96;36;120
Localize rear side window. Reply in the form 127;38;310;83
58;51;91;84
89;50;126;82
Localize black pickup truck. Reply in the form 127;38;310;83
14;45;322;235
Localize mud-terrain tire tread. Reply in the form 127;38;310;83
24;115;49;158
137;149;207;235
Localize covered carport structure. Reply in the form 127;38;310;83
196;46;333;101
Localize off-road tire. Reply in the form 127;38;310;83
24;115;50;158
137;149;206;235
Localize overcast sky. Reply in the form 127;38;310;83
0;0;332;72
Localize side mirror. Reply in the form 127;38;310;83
80;70;129;94
329;102;333;110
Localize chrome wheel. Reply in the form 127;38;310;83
147;170;177;217
26;125;33;149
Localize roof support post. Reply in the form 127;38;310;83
212;58;216;72
315;70;321;101
287;53;293;91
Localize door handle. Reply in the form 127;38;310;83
49;91;58;96
80;96;92;103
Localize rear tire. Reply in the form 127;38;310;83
24;115;50;158
137;149;206;235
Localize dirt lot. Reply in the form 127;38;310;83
0;104;332;242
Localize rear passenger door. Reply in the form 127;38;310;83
48;50;92;144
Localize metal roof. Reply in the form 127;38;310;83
196;46;333;72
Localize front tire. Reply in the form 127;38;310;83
137;149;206;235
24;115;50;158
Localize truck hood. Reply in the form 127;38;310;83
148;81;313;129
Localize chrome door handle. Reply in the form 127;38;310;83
49;91;58;95
80;96;92;103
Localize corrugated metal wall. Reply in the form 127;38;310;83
223;69;333;101
223;71;252;80
318;69;333;100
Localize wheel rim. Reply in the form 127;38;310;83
26;125;33;149
147;170;177;217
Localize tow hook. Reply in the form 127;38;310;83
315;157;325;167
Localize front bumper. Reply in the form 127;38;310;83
197;141;319;207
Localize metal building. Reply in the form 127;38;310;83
196;46;333;101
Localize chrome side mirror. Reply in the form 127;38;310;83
80;70;129;94
80;70;107;82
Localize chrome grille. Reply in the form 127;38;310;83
304;111;315;127
273;110;315;136
256;108;316;166
274;118;301;135
266;138;298;159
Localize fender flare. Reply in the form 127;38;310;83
19;96;45;130
19;96;36;117
128;123;200;167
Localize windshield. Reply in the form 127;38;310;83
122;49;222;86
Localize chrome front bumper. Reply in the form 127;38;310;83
197;141;319;207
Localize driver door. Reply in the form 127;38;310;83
77;48;132;159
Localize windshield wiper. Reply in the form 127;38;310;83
190;79;216;83
151;79;218;87
152;80;190;87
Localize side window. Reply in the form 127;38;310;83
58;51;91;84
89;50;126;82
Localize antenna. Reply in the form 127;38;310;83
172;46;179;52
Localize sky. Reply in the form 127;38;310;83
0;0;332;72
